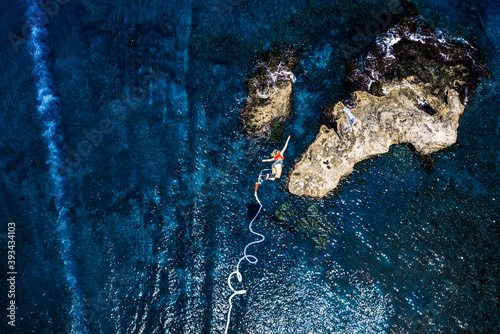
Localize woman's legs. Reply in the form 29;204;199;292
274;164;282;178
267;162;283;181
266;167;276;180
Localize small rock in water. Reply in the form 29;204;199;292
241;48;299;142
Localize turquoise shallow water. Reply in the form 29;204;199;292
0;0;498;333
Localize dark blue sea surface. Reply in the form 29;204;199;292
1;0;499;333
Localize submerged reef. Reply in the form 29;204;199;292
288;17;489;197
241;50;299;142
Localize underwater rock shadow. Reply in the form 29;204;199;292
246;202;297;233
247;202;261;220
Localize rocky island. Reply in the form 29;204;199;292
288;17;488;197
241;50;298;142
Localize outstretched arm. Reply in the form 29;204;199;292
281;135;291;155
262;158;274;162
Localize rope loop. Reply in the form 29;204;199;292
224;175;266;334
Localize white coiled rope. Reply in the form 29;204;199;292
224;189;265;334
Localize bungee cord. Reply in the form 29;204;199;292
224;170;269;334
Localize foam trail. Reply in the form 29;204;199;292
26;2;88;333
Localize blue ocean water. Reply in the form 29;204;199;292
0;0;498;333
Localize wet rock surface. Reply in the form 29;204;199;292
241;50;298;142
288;17;489;198
344;17;489;101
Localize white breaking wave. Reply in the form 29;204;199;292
375;24;433;60
376;29;402;59
255;62;296;99
26;1;88;333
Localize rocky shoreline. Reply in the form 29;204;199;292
287;17;488;197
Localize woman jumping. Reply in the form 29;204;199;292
261;135;291;180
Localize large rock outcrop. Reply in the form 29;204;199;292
288;17;488;197
241;50;298;142
288;87;464;197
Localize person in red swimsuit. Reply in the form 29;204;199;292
261;135;291;180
